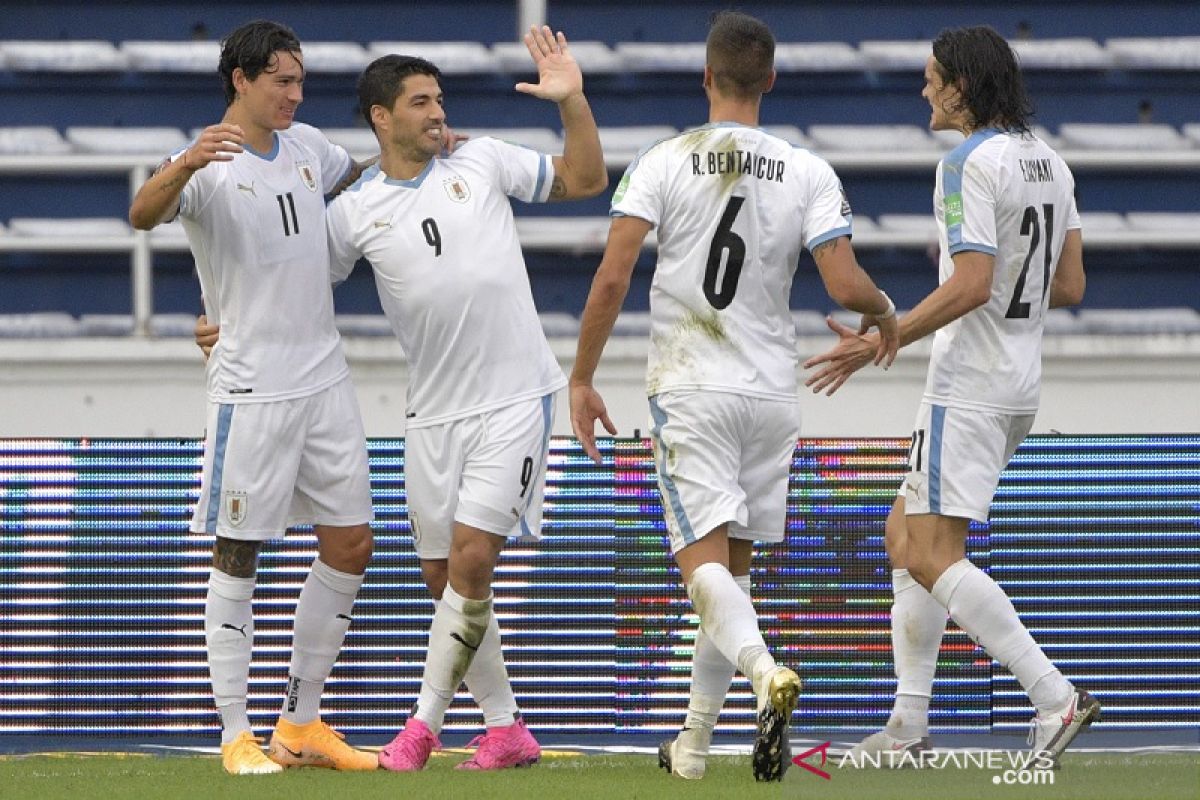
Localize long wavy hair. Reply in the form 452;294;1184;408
932;26;1034;133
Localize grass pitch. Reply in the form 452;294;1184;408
0;751;1195;800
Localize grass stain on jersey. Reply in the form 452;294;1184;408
678;309;729;344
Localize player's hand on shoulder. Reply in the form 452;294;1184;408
515;25;583;103
182;123;244;171
569;382;617;465
441;124;469;156
194;314;220;362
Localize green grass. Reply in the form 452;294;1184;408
0;751;1195;800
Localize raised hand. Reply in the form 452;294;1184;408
514;25;583;103
182;123;244;171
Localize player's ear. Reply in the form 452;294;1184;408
231;67;249;98
763;69;777;94
370;104;390;134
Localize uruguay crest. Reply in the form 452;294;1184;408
443;176;470;203
224;490;248;526
297;161;318;192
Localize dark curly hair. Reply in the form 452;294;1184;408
931;26;1033;133
218;20;302;106
357;54;442;131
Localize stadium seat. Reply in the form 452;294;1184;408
78;314;135;336
323;127;380;159
1181;124;1200;148
1056;123;1192;151
148;221;189;249
298;41;371;73
492;40;623;74
149;314;203;338
538;312;580;338
66;126;189;155
615;42;706;72
1044;308;1085;335
457;127;562;153
0;40;127;71
1123;212;1200;232
0;312;82;337
366;41;496;73
0;126;72;155
857;40;930;71
876;214;938;237
792;309;833;336
7;217;131;237
514;217;610;252
1105;36;1200;69
1077;211;1130;233
774;42;865;72
807;124;939;152
1010;38;1112;70
611;311;652;336
1077;307;1200;334
760;125;813;148
119;41;220;73
598;125;678;166
335;314;395;337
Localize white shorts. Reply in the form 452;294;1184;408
190;377;373;540
648;391;800;554
404;392;556;560
902;401;1035;523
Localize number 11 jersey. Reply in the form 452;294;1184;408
611;123;853;400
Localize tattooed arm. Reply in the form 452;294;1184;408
129;122;245;230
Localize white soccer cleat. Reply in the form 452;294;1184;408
657;727;712;780
1028;688;1101;766
846;730;934;768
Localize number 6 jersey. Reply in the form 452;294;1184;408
325;137;566;428
611;123;853;400
927;129;1081;414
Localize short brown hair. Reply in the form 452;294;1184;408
706;10;774;99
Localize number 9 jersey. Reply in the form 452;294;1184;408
928;129;1082;414
610;123;853;400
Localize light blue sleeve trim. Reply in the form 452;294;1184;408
941;129;997;251
947;242;998;256
533;152;549;202
806;224;852;251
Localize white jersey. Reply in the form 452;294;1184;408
176;123;353;403
926;129;1081;414
326;137;565;428
611;122;853;399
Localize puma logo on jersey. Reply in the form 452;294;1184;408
236;182;256;196
373;219;392;229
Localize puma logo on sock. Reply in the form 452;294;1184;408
450;632;480;652
220;623;248;638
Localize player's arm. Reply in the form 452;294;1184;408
129;123;244;230
570;215;651;463
811;235;900;364
1049;228;1085;308
514;25;607;200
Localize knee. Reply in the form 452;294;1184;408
319;526;373;574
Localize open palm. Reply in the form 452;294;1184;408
515;25;583;102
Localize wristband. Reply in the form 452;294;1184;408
876;291;896;320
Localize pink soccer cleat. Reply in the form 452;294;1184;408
456;718;541;770
379;717;441;772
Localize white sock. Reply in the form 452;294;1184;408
282;559;364;724
931;559;1073;715
415;585;492;734
686;563;775;697
435;598;519;729
887;568;946;738
684;574;751;731
206;569;255;744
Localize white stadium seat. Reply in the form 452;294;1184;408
792;309;833;336
366;41;496;73
1044;308;1086;335
1181;124;1200;148
148;221;189;249
1123;212;1200;232
457;127;562;153
1056;123;1192;151
300;41;371;73
760;125;813;148
66;126;188;155
597;125;677;166
615;42;706;71
335;315;395;337
120;41;220;73
807;124;939;152
1078;307;1200;335
1010;38;1112;70
857;40;930;71
876;214;938;237
1105;37;1200;69
611;311;652;336
7;217;131;237
514;217;610;253
0;313;82;337
0;40;127;71
492;40;623;74
323;127;380;159
0;126;73;155
775;42;865;72
78;314;135;336
149;314;203;338
1077;212;1130;233
538;312;580;338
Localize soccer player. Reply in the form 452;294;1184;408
322;28;606;771
568;11;899;782
129;20;378;774
803;26;1094;766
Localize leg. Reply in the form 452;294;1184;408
268;523;377;771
